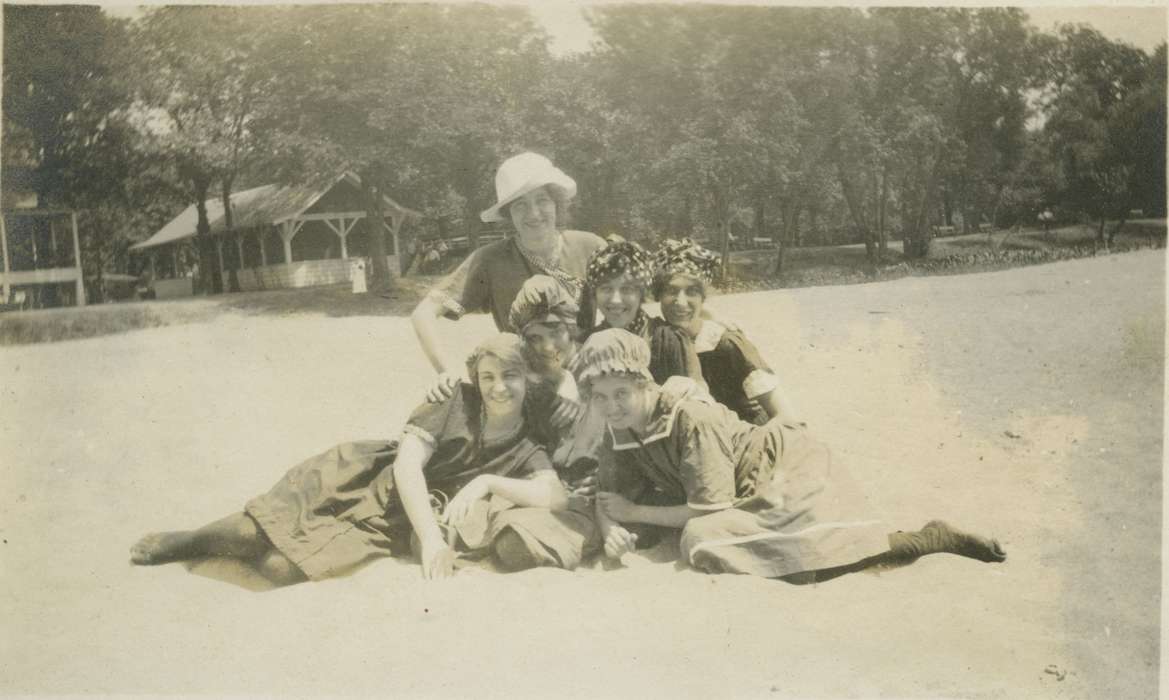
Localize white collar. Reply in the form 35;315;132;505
607;393;685;451
694;320;727;353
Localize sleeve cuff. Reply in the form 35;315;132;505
742;369;779;399
400;424;437;449
427;290;466;320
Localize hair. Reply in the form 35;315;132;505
578;372;651;400
465;333;528;390
651;271;708;302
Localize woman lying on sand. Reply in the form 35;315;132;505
130;334;584;583
577;328;1006;582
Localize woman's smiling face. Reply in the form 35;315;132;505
588;374;652;432
508;186;558;244
475;355;527;418
594;271;644;330
659;274;705;334
521;321;576;373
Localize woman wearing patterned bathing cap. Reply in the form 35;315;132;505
652;237;798;426
574;328;1007;581
412;152;606;399
580;240;705;388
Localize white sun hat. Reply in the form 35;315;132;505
480;152;577;223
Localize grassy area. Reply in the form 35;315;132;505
2;221;1163;345
723;220;1166;292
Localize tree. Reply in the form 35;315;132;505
250;4;549;290
122;6;266;294
1040;25;1153;247
3;6;125;207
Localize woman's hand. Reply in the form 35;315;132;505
603;524;639;559
443;476;492;528
419;535;456;580
550;395;582;430
568;473;598;498
596;491;639;523
425;372;462;404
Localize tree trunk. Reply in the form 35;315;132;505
713;185;732;283
903;149;942;260
1096;218;1108;249
836;160;876;263
221;177;240;293
192;174;219;295
1108;216;1127;247
877;166;890;261
360;170;394;294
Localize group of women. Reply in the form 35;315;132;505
131;152;1006;587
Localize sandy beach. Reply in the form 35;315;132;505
1;250;1162;698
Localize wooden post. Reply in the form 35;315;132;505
1;214;10;301
216;238;226;278
278;220;302;264
71;212;85;306
172;246;180;276
235;236;245;268
49;217;58;264
390;214;404;274
258;228;268;266
281;224;293;263
150;252;157;279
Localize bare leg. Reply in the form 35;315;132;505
255;549;307;587
131;512;270;565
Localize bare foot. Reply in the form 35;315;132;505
130;532;193;565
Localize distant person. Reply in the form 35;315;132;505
423;243;441;273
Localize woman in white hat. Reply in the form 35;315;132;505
412;152;607;398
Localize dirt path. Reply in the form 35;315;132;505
1;250;1162;697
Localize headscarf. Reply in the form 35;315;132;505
569;328;654;389
652;238;720;289
465;333;527;387
508;274;580;332
586;241;654;289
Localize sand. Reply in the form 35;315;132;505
1;250;1163;698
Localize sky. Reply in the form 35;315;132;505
100;1;1168;55
531;2;1168;55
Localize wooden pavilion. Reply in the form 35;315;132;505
131;171;420;297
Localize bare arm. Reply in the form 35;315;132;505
483;470;569;510
411;296;460;375
598;491;706;529
444;471;569;528
391;434;453;578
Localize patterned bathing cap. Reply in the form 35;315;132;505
508;275;580;332
586;240;654;289
652;238;720;285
